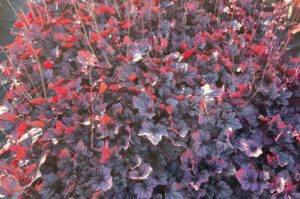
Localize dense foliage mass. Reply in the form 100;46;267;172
0;0;300;198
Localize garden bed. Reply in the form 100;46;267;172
0;1;299;198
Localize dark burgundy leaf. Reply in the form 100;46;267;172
89;166;113;192
138;121;169;145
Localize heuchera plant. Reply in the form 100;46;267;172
0;0;300;198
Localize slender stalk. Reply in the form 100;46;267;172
36;4;45;26
113;0;121;18
158;0;161;31
20;10;31;27
6;0;47;98
6;0;29;28
250;43;274;101
249;2;284;99
27;0;36;21
126;1;132;57
278;67;299;92
85;1;114;69
24;39;48;98
0;48;32;102
42;0;50;23
213;0;218;18
4;6;39;97
71;1;101;152
19;9;47;97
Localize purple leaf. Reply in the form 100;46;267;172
235;167;259;192
133;178;156;199
89;166;113;192
239;138;263;157
133;93;156;119
128;163;153;180
139;122;169;145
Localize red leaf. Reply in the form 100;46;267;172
175;95;185;101
81;15;92;22
51;95;60;103
221;57;234;71
231;92;242;98
53;86;69;96
296;133;300;143
151;6;160;13
181;150;192;160
33;64;39;71
95;5;115;15
197;54;210;61
179;42;188;51
55;121;65;132
120;19;133;29
250;45;265;56
183;49;197;59
128;74;137;82
16;147;26;160
63;43;74;48
29;121;45;128
109;84;122;92
159;103;166;110
160;38;168;48
90;32;99;42
234;101;248;105
60;19;73;25
270;114;280;124
266;154;277;165
92;191;103;199
166;105;174;114
99;145;116;164
286;182;297;192
67;37;79;43
186;2;197;11
14;21;24;28
277;123;285;131
28;13;34;20
15;71;23;78
10;145;26;160
43;60;54;69
65;126;76;134
126;86;142;93
289;57;300;64
101;114;112;124
4;91;13;100
99;83;108;94
100;29;110;37
237;84;246;92
31;98;48;105
59;149;71;158
0;113;16;122
16;122;29;138
213;64;221;72
239;63;247;72
0;175;24;198
116;55;130;62
95;65;111;69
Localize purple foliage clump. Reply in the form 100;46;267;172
0;0;299;198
